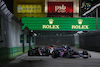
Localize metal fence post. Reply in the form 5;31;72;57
96;8;98;30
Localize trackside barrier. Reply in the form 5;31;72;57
79;30;100;51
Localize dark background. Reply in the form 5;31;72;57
0;16;1;35
34;31;76;46
80;0;100;17
3;0;13;13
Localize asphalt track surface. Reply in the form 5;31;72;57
1;47;100;67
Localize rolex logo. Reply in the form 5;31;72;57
42;19;59;29
72;19;89;29
48;19;54;24
77;19;83;25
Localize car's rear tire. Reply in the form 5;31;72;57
82;51;88;59
52;51;58;58
28;50;33;56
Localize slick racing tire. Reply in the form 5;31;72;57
28;50;33;56
83;55;88;59
52;51;58;58
28;49;36;56
45;50;50;56
82;51;88;59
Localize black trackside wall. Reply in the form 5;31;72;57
36;35;75;46
79;31;100;51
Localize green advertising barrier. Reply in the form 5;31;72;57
22;17;100;31
27;34;31;43
20;34;24;43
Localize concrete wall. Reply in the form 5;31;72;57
7;19;22;48
0;0;24;61
0;15;35;60
74;33;79;47
0;14;23;48
0;13;24;60
0;16;8;48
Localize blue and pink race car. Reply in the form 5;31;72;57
51;45;91;59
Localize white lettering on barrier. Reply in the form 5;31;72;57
72;25;89;29
42;25;59;29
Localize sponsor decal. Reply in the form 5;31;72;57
48;2;73;13
42;19;59;29
55;4;66;13
72;19;89;29
17;5;41;13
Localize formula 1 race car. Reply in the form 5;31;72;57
51;45;91;59
28;47;50;56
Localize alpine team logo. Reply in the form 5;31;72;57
72;19;89;29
